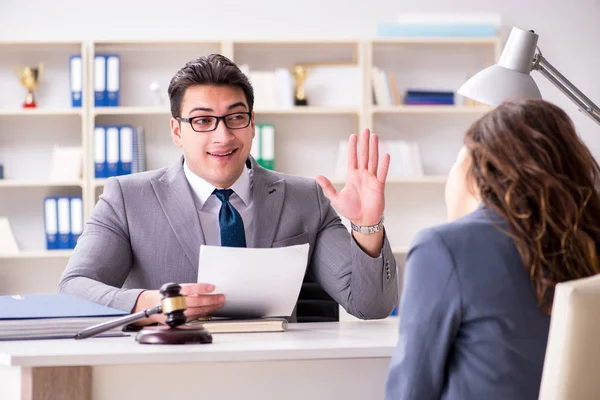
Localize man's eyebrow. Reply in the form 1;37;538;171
188;107;213;113
186;102;248;114
227;102;248;110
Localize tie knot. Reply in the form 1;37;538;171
214;188;234;203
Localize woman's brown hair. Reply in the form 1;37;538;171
464;98;600;313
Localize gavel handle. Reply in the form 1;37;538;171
75;305;162;340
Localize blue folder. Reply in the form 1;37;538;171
0;293;127;320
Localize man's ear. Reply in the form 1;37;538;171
170;118;183;148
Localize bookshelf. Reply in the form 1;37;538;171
0;250;74;259
0;37;500;298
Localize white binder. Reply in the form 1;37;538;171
94;55;107;106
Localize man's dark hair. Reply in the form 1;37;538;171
168;54;254;118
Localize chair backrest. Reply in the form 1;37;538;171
538;273;600;400
296;276;339;323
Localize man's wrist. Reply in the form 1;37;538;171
350;217;385;235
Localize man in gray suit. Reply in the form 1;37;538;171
58;54;398;324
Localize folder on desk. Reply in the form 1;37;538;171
0;293;128;340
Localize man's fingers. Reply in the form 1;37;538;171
377;153;391;183
347;133;358;170
185;294;225;308
185;303;226;319
315;175;338;201
359;128;370;170
180;283;216;295
368;133;379;175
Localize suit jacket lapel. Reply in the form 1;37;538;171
151;157;205;272
248;157;285;248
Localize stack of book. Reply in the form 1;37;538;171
377;12;501;37
404;89;454;106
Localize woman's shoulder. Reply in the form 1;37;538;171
410;205;511;251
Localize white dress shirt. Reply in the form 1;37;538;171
183;161;254;246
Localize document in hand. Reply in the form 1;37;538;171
0;293;129;340
198;243;310;318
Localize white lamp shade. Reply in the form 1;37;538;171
458;27;543;106
458;64;542;106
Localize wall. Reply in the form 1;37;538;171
1;0;598;152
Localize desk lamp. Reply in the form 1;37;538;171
458;27;600;126
75;282;213;345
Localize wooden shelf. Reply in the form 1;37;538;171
232;39;360;45
330;175;446;185
0;250;73;259
372;37;500;45
0;41;82;47
0;180;84;188
92;39;221;46
93;179;107;187
372;105;492;114
255;107;359;115
92;106;360;116
93;107;170;116
0;109;83;116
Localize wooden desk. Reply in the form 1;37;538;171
0;319;399;400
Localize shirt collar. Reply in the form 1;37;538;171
183;160;252;208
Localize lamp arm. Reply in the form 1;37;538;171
534;53;600;126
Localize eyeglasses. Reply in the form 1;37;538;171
177;112;252;133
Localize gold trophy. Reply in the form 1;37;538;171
16;64;43;108
292;64;309;106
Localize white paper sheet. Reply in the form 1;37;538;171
198;244;310;318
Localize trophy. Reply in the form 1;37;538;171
292;64;309;106
16;63;43;108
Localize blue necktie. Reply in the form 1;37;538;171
213;189;246;248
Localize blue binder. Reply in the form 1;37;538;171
69;55;83;107
0;293;129;340
119;125;133;175
105;126;120;177
94;54;107;107
43;197;59;250
57;197;71;249
0;293;127;320
94;126;107;178
69;196;83;249
106;54;120;107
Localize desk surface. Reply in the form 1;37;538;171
0;319;399;367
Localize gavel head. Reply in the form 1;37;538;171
159;283;188;328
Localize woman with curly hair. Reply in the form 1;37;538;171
385;98;600;400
